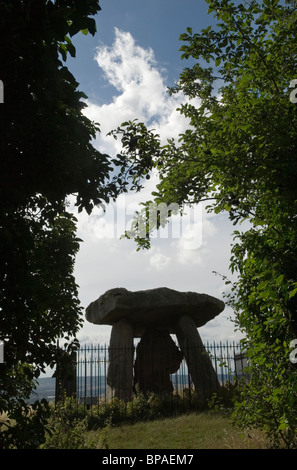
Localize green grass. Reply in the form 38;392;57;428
88;412;268;449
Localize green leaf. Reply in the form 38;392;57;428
278;421;288;431
289;288;297;299
275;274;284;286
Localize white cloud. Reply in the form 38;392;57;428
95;28;158;92
82;28;191;156
94;27;173;121
148;248;171;271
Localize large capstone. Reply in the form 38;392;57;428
86;287;225;337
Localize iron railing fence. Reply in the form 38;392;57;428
63;340;247;406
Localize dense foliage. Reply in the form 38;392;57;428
0;0;122;448
111;0;297;447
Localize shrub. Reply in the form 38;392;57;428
42;398;96;449
42;416;96;449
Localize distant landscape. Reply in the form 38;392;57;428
29;370;238;404
29;376;108;403
30;377;56;403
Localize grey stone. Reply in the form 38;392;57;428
86;287;225;336
107;318;134;402
175;315;220;401
133;328;183;395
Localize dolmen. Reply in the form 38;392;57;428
86;287;225;402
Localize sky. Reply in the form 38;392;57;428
65;0;245;347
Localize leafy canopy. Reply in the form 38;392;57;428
0;0;124;448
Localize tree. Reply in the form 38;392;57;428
110;0;297;447
0;0;122;448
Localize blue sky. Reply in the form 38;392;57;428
68;0;211;102
64;0;244;347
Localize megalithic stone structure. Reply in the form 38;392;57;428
86;287;225;402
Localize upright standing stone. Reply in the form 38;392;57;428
107;319;134;402
133;329;183;395
175;315;220;401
